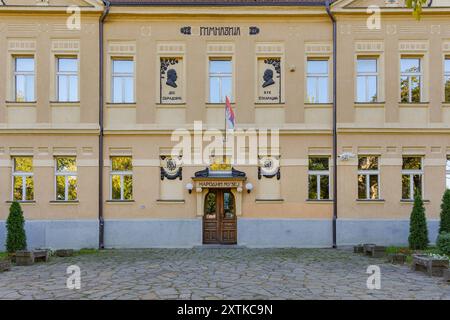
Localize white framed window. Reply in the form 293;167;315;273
209;58;232;103
400;57;422;103
306;59;329;103
111;58;134;103
14;57;35;102
55;157;77;201
358;156;380;200
446;155;450;190
402;156;423;200
308;157;330;200
444;57;450;103
110;156;133;200
356;58;378;102
56;57;78;102
12;157;34;201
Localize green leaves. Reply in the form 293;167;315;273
6;202;27;253
405;0;428;20
439;189;450;234
408;193;429;250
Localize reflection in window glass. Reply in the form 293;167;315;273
308;157;330;200
402;156;423;200
112;59;134;103
110;156;133;200
15;57;35;102
55;157;77;201
400;58;421;103
356;58;378;102
204;192;217;219
357;156;379;200
57;57;78;102
445;58;450;102
306;60;328;103
209;59;232;103
12;157;34;201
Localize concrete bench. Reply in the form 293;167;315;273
442;269;449;282
55;249;74;257
33;249;50;263
0;259;11;272
353;244;364;253
363;244;386;258
388;253;407;265
15;251;34;266
412;254;449;277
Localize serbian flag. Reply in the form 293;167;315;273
225;96;235;130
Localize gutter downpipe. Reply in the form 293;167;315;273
99;0;111;249
326;0;337;249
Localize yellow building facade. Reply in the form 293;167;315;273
0;0;449;249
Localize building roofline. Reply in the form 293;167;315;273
107;1;329;6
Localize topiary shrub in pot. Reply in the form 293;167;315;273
6;201;27;254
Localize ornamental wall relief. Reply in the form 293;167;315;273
257;57;281;103
160;57;184;104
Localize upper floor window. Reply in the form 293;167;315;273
209;59;232;103
12;157;34;201
308;157;330;200
110;156;133;201
356;58;378;103
306;59;329;103
14;57;35;102
57;57;78;102
55;157;77;201
402;156;423;200
445;57;450;103
446;155;450;190
358;156;379;200
400;58;421;103
111;59;134;103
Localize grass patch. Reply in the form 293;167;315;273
385;246;449;264
0;252;8;259
73;248;100;256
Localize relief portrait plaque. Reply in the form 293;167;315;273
160;57;183;104
257;58;282;103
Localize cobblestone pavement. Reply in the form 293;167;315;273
0;248;449;300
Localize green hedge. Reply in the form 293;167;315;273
436;232;450;255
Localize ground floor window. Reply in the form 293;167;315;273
12;156;34;201
357;155;379;200
55;157;77;201
402;156;423;200
446;155;450;190
110;156;133;200
308;156;330;200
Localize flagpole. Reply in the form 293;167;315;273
224;96;227;143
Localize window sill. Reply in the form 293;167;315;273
398;102;429;108
306;199;333;203
354;102;385;108
49;200;79;205
50;101;80;107
255;199;284;204
400;199;430;204
356;199;385;203
5;101;37;107
304;103;332;108
156;199;185;204
6;200;36;204
105;103;136;108
106;200;135;204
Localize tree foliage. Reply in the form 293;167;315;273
405;0;429;20
439;189;450;234
408;193;429;250
6;201;27;253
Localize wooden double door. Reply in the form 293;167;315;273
203;189;237;244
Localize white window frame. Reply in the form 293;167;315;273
357;156;380;200
308;157;330;200
208;58;233;103
54;157;77;201
11;157;34;201
401;156;424;200
14;56;35;102
306;58;329;104
56;57;78;102
356;57;378;103
446;155;450;190
400;57;422;103
445;57;450;103
111;58;134;103
110;157;133;201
